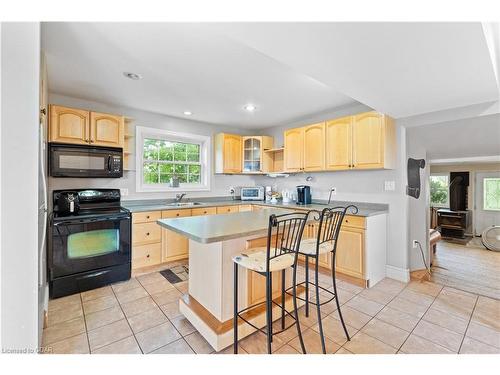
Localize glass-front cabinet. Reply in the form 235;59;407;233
242;136;274;172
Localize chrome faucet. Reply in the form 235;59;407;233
175;193;187;203
328;188;336;205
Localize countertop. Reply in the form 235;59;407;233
157;208;297;243
122;198;389;217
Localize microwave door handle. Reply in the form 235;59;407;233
107;155;112;172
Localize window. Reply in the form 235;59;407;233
484;178;500;211
136;126;210;192
430;175;449;207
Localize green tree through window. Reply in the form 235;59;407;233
430;175;449;207
143;138;201;185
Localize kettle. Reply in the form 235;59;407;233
57;192;80;215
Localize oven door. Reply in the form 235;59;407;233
49;214;131;278
49;143;123;178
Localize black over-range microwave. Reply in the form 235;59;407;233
49;143;123;178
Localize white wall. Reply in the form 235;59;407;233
406;113;500;270
255;107;410;280
48;94;257;202
0;22;40;352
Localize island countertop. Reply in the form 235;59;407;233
157;208;298;243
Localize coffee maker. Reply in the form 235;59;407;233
296;185;311;205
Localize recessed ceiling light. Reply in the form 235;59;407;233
183;111;193;116
243;104;257;112
123;72;143;80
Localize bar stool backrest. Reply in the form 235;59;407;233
315;205;359;255
266;212;309;272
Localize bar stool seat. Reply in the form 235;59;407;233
232;247;295;273
299;238;334;255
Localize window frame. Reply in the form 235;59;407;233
483;177;500;211
429;173;449;208
136;126;211;192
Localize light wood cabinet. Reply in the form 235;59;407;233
216;206;239;214
161;209;191;262
247;270;283;306
49;105;125;148
132;243;162;269
214;133;242;174
303;122;326;171
284;127;304;172
335;227;364;279
132;211;163;270
191;207;217;216
90;112;124;148
351;112;396;170
238;205;252;212
49;105;90;145
241;136;274;173
284;111;395;172
326;116;352;170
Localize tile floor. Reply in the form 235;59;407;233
42;264;500;354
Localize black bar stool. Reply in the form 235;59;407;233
289;205;358;354
232;212;309;354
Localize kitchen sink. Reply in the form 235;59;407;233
165;202;203;207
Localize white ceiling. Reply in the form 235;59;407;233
41;23;355;129
42;22;499;129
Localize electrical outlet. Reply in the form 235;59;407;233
412;240;418;248
120;188;129;196
330;187;336;195
384;180;396;191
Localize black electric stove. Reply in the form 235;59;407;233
49;189;131;298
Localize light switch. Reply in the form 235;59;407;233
384;181;395;191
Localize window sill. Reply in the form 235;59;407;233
136;186;211;193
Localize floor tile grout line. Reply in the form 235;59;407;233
336;281;409;353
457;295;479;354
107;283;144;354
395;284;465;354
79;293;91;354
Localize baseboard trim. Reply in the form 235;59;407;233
386;265;410;283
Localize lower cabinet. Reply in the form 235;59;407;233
216;206;239;214
299;217;365;280
191;207;217;216
161;209;191;263
336;226;364;279
132;243;162;269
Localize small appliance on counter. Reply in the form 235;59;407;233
49;189;131;298
265;185;273;201
240;186;265;201
49;143;123;178
296;185;312;205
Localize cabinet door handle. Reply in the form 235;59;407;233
176;213;180;217
146;232;150;236
146;254;150;258
146;215;150;219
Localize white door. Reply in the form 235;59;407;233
475;171;500;235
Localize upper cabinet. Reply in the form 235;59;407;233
49;105;124;148
303;122;326;171
242;136;273;173
285;111;396;172
90;112;125;148
284;122;326;172
49;105;89;145
283;127;304;172
326;116;352;170
215;133;242;174
352;112;395;169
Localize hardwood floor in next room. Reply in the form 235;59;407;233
42;262;500;354
431;240;500;300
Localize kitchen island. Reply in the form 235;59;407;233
157;207;387;351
